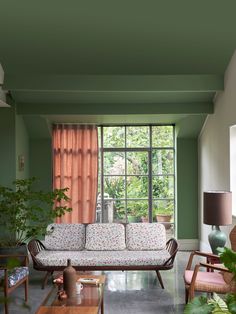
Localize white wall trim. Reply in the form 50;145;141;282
178;239;199;251
200;240;211;252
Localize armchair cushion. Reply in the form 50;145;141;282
184;270;231;293
85;223;126;251
0;267;29;288
45;223;85;250
126;223;166;250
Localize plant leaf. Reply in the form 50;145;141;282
184;296;214;314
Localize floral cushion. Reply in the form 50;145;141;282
85;223;126;250
126;223;166;250
45;224;85;250
0;267;29;288
36;250;170;267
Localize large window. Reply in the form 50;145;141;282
96;125;175;230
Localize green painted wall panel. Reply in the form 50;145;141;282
177;138;198;239
15;115;29;179
29;139;52;191
0;107;16;186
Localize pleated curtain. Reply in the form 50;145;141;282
53;124;98;223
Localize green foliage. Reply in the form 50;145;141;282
0;177;72;247
219;247;236;278
225;295;236;314
184;296;214;314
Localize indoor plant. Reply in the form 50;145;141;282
0;177;72;250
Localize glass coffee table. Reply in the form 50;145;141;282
36;274;106;314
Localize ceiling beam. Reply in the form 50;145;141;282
5;75;223;92
17;102;214;115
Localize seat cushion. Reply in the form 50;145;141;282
126;223;166;250
36;249;170;267
45;223;85;250
85;223;126;250
184;270;231;293
0;267;29;288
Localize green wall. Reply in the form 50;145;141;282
29;139;52;191
0;107;16;186
177;138;198;239
15;115;29;179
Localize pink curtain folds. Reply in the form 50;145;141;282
53;124;98;223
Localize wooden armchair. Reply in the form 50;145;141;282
184;251;235;303
0;254;29;314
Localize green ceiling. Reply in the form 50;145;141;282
1;0;236;137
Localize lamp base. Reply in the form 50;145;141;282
208;225;227;255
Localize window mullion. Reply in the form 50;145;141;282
149;125;153;223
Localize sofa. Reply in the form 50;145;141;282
28;223;178;289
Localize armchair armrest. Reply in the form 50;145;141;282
199;262;230;273
186;251;220;270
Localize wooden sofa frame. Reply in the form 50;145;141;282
28;237;178;289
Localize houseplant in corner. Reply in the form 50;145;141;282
0;177;72;255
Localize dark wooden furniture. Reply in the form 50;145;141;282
184;251;231;303
36;274;106;314
28;238;178;289
0;254;29;314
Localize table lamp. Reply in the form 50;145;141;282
203;191;232;254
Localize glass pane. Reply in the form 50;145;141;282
152;176;174;198
126;126;149;147
152;150;174;174
127;176;148;199
113;200;126;223
127;152;148;175
103;126;125;148
127;200;148;223
104;176;125;199
152;126;174;147
104;152;125;175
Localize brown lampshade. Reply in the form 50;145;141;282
204;191;232;226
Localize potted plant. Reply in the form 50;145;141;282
0;177;72;255
136;207;149;223
155;207;173;229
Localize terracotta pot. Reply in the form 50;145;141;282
156;214;172;230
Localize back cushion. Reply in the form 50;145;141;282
126;223;166;250
45;223;85;250
85;223;126;251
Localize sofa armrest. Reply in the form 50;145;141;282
28;239;46;267
163;238;178;267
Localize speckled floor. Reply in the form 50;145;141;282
0;251;192;314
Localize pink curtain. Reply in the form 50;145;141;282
53;124;98;223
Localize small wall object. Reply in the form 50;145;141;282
18;154;25;171
63;259;76;298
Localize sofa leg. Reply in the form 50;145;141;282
42;271;53;289
156;270;164;289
